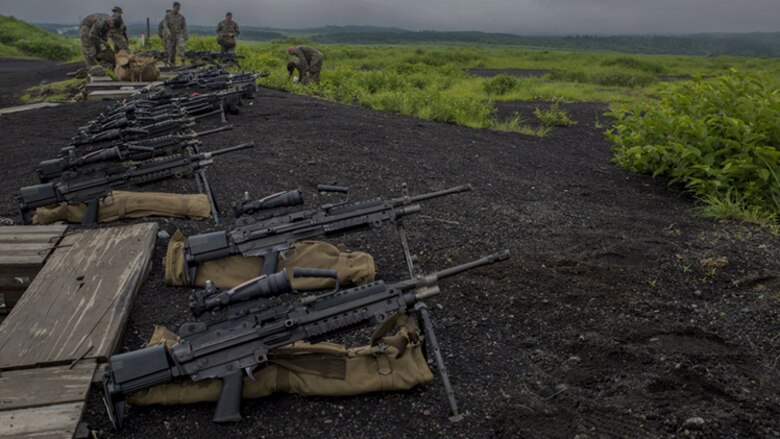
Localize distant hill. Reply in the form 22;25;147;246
32;21;780;57
310;30;780;57
0;16;79;60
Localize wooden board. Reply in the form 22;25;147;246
86;90;137;100
0;402;84;439
0;102;61;116
85;81;153;89
0;225;68;267
0;361;96;411
0;223;158;370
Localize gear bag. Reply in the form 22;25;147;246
32;191;211;224
164;230;376;291
115;50;161;82
126;314;433;406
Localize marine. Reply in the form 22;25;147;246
158;9;172;59
287;45;324;84
109;6;129;50
79;13;122;68
163;2;188;66
216;12;240;54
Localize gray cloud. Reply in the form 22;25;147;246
0;0;777;34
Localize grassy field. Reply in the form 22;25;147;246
143;36;780;135
0;15;80;60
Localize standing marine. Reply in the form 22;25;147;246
79;13;122;68
216;12;240;54
286;45;324;84
110;6;129;50
158;9;172;58
163;2;188;66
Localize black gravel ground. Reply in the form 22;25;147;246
1;59;779;439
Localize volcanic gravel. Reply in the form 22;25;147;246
1;59;779;439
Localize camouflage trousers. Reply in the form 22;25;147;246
219;43;236;54
166;35;186;65
301;59;322;84
79;26;101;68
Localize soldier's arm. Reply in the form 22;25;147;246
182;16;189;40
234;23;240;36
295;48;309;72
216;21;223;35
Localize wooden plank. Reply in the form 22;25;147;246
0;103;61;116
0;223;158;369
0;226;67;238
0;360;96;411
86;81;152;89
0;402;84;438
86;90;137;101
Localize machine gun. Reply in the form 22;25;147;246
136;50;168;61
39;125;233;182
17;143;253;225
70;116;203;147
183;184;472;283
76;107;222;138
102;250;510;428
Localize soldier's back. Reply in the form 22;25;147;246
81;13;109;28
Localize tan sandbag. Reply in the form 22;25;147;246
115;50;161;82
164;230;376;290
32;191;211;225
128;315;433;406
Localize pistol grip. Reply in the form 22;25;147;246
82;199;100;225
260;251;279;276
213;371;243;423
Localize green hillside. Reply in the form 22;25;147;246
0;15;79;60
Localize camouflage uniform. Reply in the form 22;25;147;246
158;12;171;59
79;13;111;68
290;46;324;84
216;19;240;54
110;7;129;50
163;11;188;65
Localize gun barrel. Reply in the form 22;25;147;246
407;184;472;204
433;250;510;282
203;142;254;158
193;124;233;138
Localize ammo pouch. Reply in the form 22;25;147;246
127;314;433;406
164;230;376;290
32;191;211;225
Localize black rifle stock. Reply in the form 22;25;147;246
102;250;510;428
17;142;253;224
183;184;472;283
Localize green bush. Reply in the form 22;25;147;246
590;70;657;87
601;56;665;74
0;15;79;61
608;71;780;219
548;68;656;87
483;74;518;95
533;98;577;127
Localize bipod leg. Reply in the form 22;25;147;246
414;302;463;422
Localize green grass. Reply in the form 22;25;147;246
0;15;80;61
21;78;85;103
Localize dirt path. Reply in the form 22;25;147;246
0;66;778;438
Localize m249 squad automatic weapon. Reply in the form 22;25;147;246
17;143;253;225
102;249;510;428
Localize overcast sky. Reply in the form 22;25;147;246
0;0;778;34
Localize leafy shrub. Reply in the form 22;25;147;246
533;98;577;127
601;56;665;74
589;70;657;87
548;68;656;87
608;71;780;219
483;74;518;95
